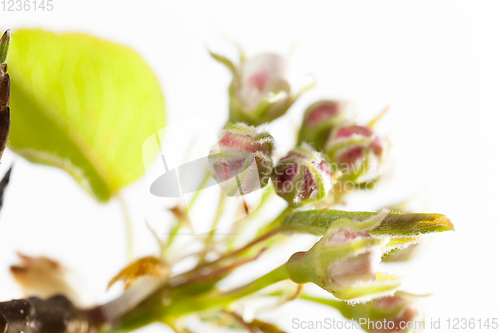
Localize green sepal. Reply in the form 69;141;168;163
208;50;236;74
333;272;402;301
228;78;314;127
383;237;421;255
280;209;454;237
298;100;345;151
228;87;290;126
0;30;11;64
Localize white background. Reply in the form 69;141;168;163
1;1;499;332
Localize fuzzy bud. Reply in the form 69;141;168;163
285;210;402;301
271;143;332;206
298;100;352;151
210;50;309;126
350;291;424;333
0;30;11;65
309;291;424;333
325;125;386;184
208;123;274;196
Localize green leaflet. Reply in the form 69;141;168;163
8;29;166;201
280;209;454;237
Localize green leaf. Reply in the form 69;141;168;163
280;209;454;237
7;29;166;201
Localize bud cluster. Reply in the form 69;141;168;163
298;99;388;187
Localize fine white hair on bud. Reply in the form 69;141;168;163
327;245;383;287
298;100;354;151
325;125;386;184
237;54;290;112
208;123;275;196
210;48;311;126
272;143;332;206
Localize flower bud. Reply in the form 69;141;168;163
0;30;11;64
271;143;332;206
369;293;423;332
325;125;386;184
325;230;384;287
210;50;309;126
309;291;424;333
286;210;402;301
208;123;274;196
298;100;352;151
353;291;424;333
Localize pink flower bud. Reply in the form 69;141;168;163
237;54;290;112
298;100;352;150
363;292;423;333
208;123;274;196
324;290;424;333
210;49;308;126
272;143;332;206
325;229;382;287
285;210;401;301
325;125;386;183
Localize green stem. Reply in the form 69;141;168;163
299;294;353;318
117;193;134;262
257;206;294;236
199;191;227;263
186;226;283;279
164;171;211;254
168;264;290;317
103;265;290;332
188;171;211;211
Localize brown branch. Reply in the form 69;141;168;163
0;295;100;333
0;43;11;161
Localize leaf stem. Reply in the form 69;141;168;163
199;191;227;264
187;171;211;211
163;171;212;254
117;193;134;262
167;264;290;317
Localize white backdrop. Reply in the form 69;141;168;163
1;1;499;332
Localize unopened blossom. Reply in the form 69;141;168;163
346;291;424;333
210;50;309;126
364;292;423;333
298;100;352;151
285;210;402;301
325;229;383;287
272;143;332;206
325;125;386;184
208;123;274;196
